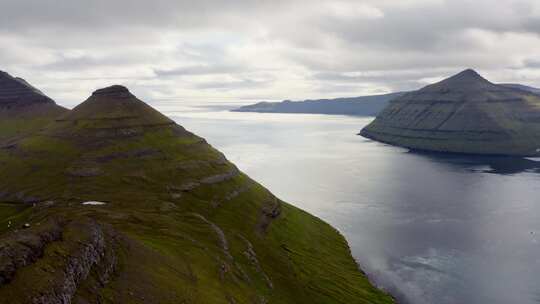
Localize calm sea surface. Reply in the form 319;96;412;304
157;102;540;304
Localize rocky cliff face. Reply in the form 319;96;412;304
0;82;394;304
0;216;118;303
360;69;540;156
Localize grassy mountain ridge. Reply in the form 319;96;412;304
0;84;394;303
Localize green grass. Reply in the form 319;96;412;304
0;203;32;234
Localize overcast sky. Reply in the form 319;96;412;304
2;0;540;107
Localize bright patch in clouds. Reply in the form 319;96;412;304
324;2;384;19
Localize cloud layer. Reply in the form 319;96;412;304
2;0;540;107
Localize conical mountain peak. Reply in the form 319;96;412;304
92;85;132;98
445;68;489;82
452;68;482;79
424;68;497;92
54;84;172;132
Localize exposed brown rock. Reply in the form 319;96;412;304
0;218;65;285
257;197;282;235
200;167;240;184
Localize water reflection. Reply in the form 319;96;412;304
408;150;540;175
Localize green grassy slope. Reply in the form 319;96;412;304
0;85;393;304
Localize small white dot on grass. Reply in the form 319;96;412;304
82;201;107;206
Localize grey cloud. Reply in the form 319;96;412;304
310;70;446;92
312;70;448;83
294;0;540;53
153;43;250;77
195;79;270;91
1;0;540;105
522;59;540;69
39;54;149;71
155;65;246;77
0;0;291;33
314;83;380;94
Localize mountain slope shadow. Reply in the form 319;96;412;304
407;150;540;175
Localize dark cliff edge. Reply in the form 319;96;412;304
232;92;405;116
0;71;67;146
0;76;394;304
360;69;540;157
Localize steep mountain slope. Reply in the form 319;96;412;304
232;92;404;116
360;69;540;156
0;85;393;303
0;71;67;145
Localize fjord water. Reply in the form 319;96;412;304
158;102;540;304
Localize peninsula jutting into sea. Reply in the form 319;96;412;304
361;69;540;156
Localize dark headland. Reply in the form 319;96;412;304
361;69;540;156
0;72;394;303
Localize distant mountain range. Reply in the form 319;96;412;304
233;83;540;118
232;92;405;116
